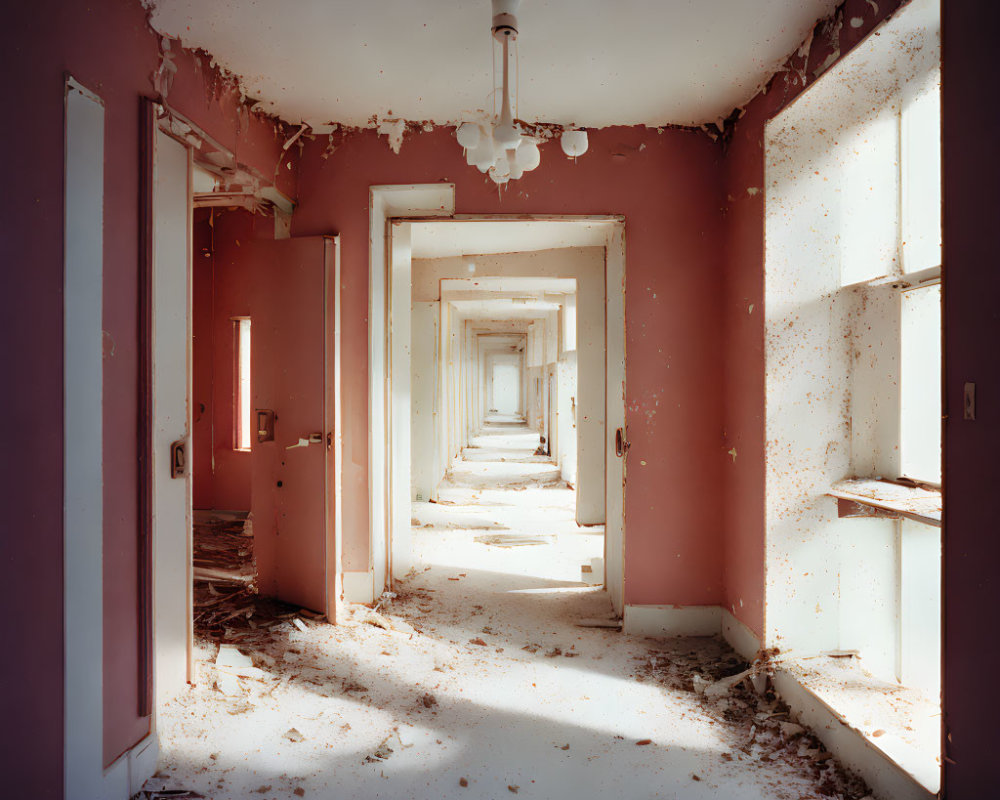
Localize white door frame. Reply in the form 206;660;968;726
368;208;627;615
151;125;194;710
358;185;456;604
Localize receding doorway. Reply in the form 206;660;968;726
363;189;626;617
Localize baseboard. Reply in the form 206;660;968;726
721;608;763;661
622;604;722;636
128;732;159;797
342;570;375;604
771;670;937;800
101;731;158;799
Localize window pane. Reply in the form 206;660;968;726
900;284;941;482
901;66;942;273
236;318;252;450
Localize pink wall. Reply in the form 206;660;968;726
720;0;905;639
193;209;217;509
0;0;295;787
192;208;274;512
291;125;728;606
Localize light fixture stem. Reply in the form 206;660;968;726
500;33;513;129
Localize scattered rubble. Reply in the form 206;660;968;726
635;638;872;799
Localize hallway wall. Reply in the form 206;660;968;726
0;0;297;789
293;128;727;607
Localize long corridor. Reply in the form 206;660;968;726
145;419;873;800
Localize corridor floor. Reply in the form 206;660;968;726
144;419;871;800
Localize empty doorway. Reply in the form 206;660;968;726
368;202;626;616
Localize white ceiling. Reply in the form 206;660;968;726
441;277;576;295
148;0;839;128
411;220;608;259
443;277;571;320
451;301;558;320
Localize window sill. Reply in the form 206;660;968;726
774;656;940;796
828;478;941;527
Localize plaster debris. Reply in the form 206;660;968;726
377;119;407;154
147;419;874;800
152;36;178;98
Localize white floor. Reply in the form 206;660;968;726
146;420;872;800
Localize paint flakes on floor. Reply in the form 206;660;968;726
146;420;873;800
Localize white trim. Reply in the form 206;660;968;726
721;608;763;661
771;669;937;799
622;604;722;637
151;127;194;706
368;185;455;601
604;223;626;615
64;73;108;800
389;222;414;577
342;570;376;604
128;733;159;796
328;236;344;618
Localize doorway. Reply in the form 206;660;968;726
148;105;343;729
367;194;626;616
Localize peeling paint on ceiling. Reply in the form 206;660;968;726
146;0;841;128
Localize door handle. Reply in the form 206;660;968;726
615;427;629;458
286;432;324;450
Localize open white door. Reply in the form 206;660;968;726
151;128;193;704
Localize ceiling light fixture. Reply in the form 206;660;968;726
457;0;588;185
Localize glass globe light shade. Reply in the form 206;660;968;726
507;150;524;181
468;135;497;172
493;121;521;151
456;122;481;150
515;139;541;171
560;129;589;158
491;152;511;180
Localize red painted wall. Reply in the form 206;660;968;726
941;2;1000;793
193;209;216;509
720;0;905;639
192;208;274;512
0;0;294;787
291;125;728;606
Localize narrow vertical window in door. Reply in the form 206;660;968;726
234;318;252;451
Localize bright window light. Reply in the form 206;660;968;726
900;284;941;483
901;66;942;274
234;318;252;451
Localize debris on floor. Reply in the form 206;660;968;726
193;510;256;587
636;638;872;799
148;420;875;800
